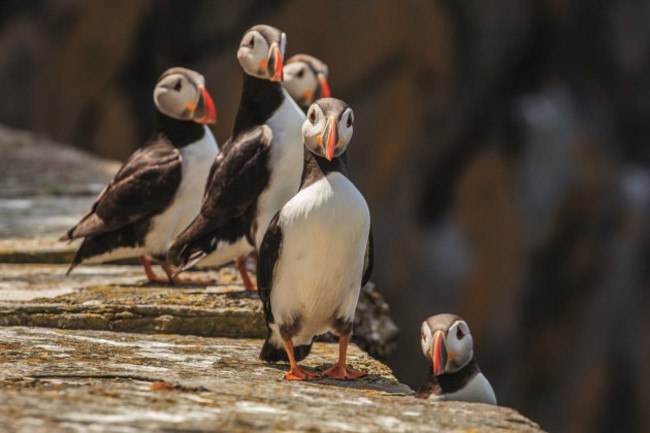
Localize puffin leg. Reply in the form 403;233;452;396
160;261;214;286
236;257;257;292
322;335;367;380
282;338;320;381
140;256;172;284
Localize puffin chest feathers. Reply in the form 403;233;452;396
271;172;370;338
145;128;218;255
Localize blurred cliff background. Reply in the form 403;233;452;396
0;0;648;431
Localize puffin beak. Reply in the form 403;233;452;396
317;72;331;98
191;87;217;124
267;42;284;82
431;331;448;376
321;117;339;161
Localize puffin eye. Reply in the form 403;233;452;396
421;330;426;342
308;109;317;124
296;68;305;79
247;35;255;48
456;327;465;340
173;79;182;92
346;113;353;128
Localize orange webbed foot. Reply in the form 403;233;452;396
322;364;367;380
284;367;321;381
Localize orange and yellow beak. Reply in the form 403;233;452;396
322;116;339;161
431;331;448;376
190;87;217;124
317;72;331;99
267;42;284;82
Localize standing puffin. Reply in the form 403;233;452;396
283;54;331;111
257;98;373;381
169;25;305;293
61;67;218;284
416;314;497;404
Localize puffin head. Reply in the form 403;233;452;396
283;54;331;110
421;314;474;376
153;67;217;124
303;98;354;161
237;24;286;82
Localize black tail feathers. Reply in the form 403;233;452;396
259;338;313;363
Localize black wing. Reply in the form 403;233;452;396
257;211;283;326
201;125;273;223
362;225;374;287
62;138;181;240
169;126;273;262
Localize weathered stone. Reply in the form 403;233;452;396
0;237;79;264
0;327;542;433
0;264;265;338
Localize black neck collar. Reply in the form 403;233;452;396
415;358;480;398
300;148;348;188
232;73;284;137
153;110;205;148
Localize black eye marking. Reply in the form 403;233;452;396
421;330;426;342
173;79;182;91
456;327;465;340
296;68;305;79
248;36;255;48
347;113;353;128
308;109;316;124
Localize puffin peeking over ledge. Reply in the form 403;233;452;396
258;98;373;381
61;67;218;284
416;314;497;404
169;24;305;292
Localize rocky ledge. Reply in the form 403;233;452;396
0;326;540;433
0;125;543;431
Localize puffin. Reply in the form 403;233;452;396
257;98;373;381
415;314;497;404
283;54;331;111
61;67;218;284
169;25;305;293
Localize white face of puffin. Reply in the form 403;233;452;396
153;67;217;124
283;55;331;108
237;27;287;82
302;98;354;161
421;315;474;375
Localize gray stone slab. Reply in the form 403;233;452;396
0;237;79;264
0;125;118;260
0;327;542;433
0;264;265;338
0;126;118;199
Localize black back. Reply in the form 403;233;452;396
154;109;206;148
232;73;284;138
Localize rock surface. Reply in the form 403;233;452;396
0;264;265;338
0;126;543;430
0;326;541;433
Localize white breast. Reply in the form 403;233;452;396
428;373;497;405
145;127;219;256
253;90;305;249
270;172;370;345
